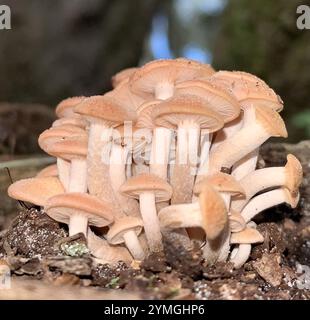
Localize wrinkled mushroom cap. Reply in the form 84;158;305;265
194;172;245;196
36;164;58;178
8;177;65;207
107;216;144;245
175;80;240;123
55;96;86;118
285;154;303;197
74;95;137;126
45;193;114;227
199;183;228;240
130;58;215;98
120;173;172;202
112;67;138;88
255;105;287;137
152;94;224;132
229;210;246;233
230;227;264;244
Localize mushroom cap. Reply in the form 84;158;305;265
198;183;228;240
120;173;172;202
55;96;86;118
8;177;65;207
45;193;114;227
52;117;88;129
229;210;246;233
283;188;300;209
45;137;88;161
285;154;303;196
112;67;138;88
230;227;264;244
210;71;283;112
175;80;241;123
194;172;245;196
38;126;86;151
255;105;287;137
152;95;224;132
106;216;144;245
36;164;58;178
130;58;215;97
74;95;137;126
136;100;162;129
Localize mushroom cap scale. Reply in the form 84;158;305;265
74;95;137;126
175;80;241;123
45;193;114;227
130;58;215;97
194;172;245;196
107;216;144;245
198;183;228;240
8;177;65;207
285;154;303;196
152;95;224;132
255;105;287;137
55;96;86;118
230;227;264;244
120;173;172;202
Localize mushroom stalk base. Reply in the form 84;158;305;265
123;230;145;260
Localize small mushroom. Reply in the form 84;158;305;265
8;176;65;207
120;173;172;252
106;216;145;260
45;193;114;237
241;187;300;223
232;154;303;211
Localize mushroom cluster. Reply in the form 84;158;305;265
7;58;303;268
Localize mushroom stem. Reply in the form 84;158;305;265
68;159;87;192
57;158;70;191
155;82;174;100
232;148;259;180
150;127;172;179
232;166;287;211
139;192;163;252
69;214;88;236
229;244;251;269
123;230;145;260
197;131;211;177
241;188;295;223
171;122;200;203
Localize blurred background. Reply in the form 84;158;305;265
0;0;310;156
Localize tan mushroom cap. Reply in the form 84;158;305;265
194;172;245;196
285;154;303;197
130;58;215;98
229;210;246;233
45;137;88;161
45;193;114;227
198;183;228;240
106;216;144;245
255;105;287;137
152;95;224;132
74;95;137;126
120;173;172;202
8;177;65;207
55;96;86;118
136;100;162;129
38;125;86;151
210;71;283;112
175;80;241;123
230;227;264;244
36;164;58;178
283;187;300;209
52;117;88;129
112;67;138;88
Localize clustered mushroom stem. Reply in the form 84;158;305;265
69;214;88;237
241;188;292;223
232;148;259;180
57;158;70;191
155;82;174;100
232;166;287;211
68;158;87;192
197;131;211;177
139;191;163;252
123;230;145;260
229;244;251;269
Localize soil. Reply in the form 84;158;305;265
0;141;310;300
